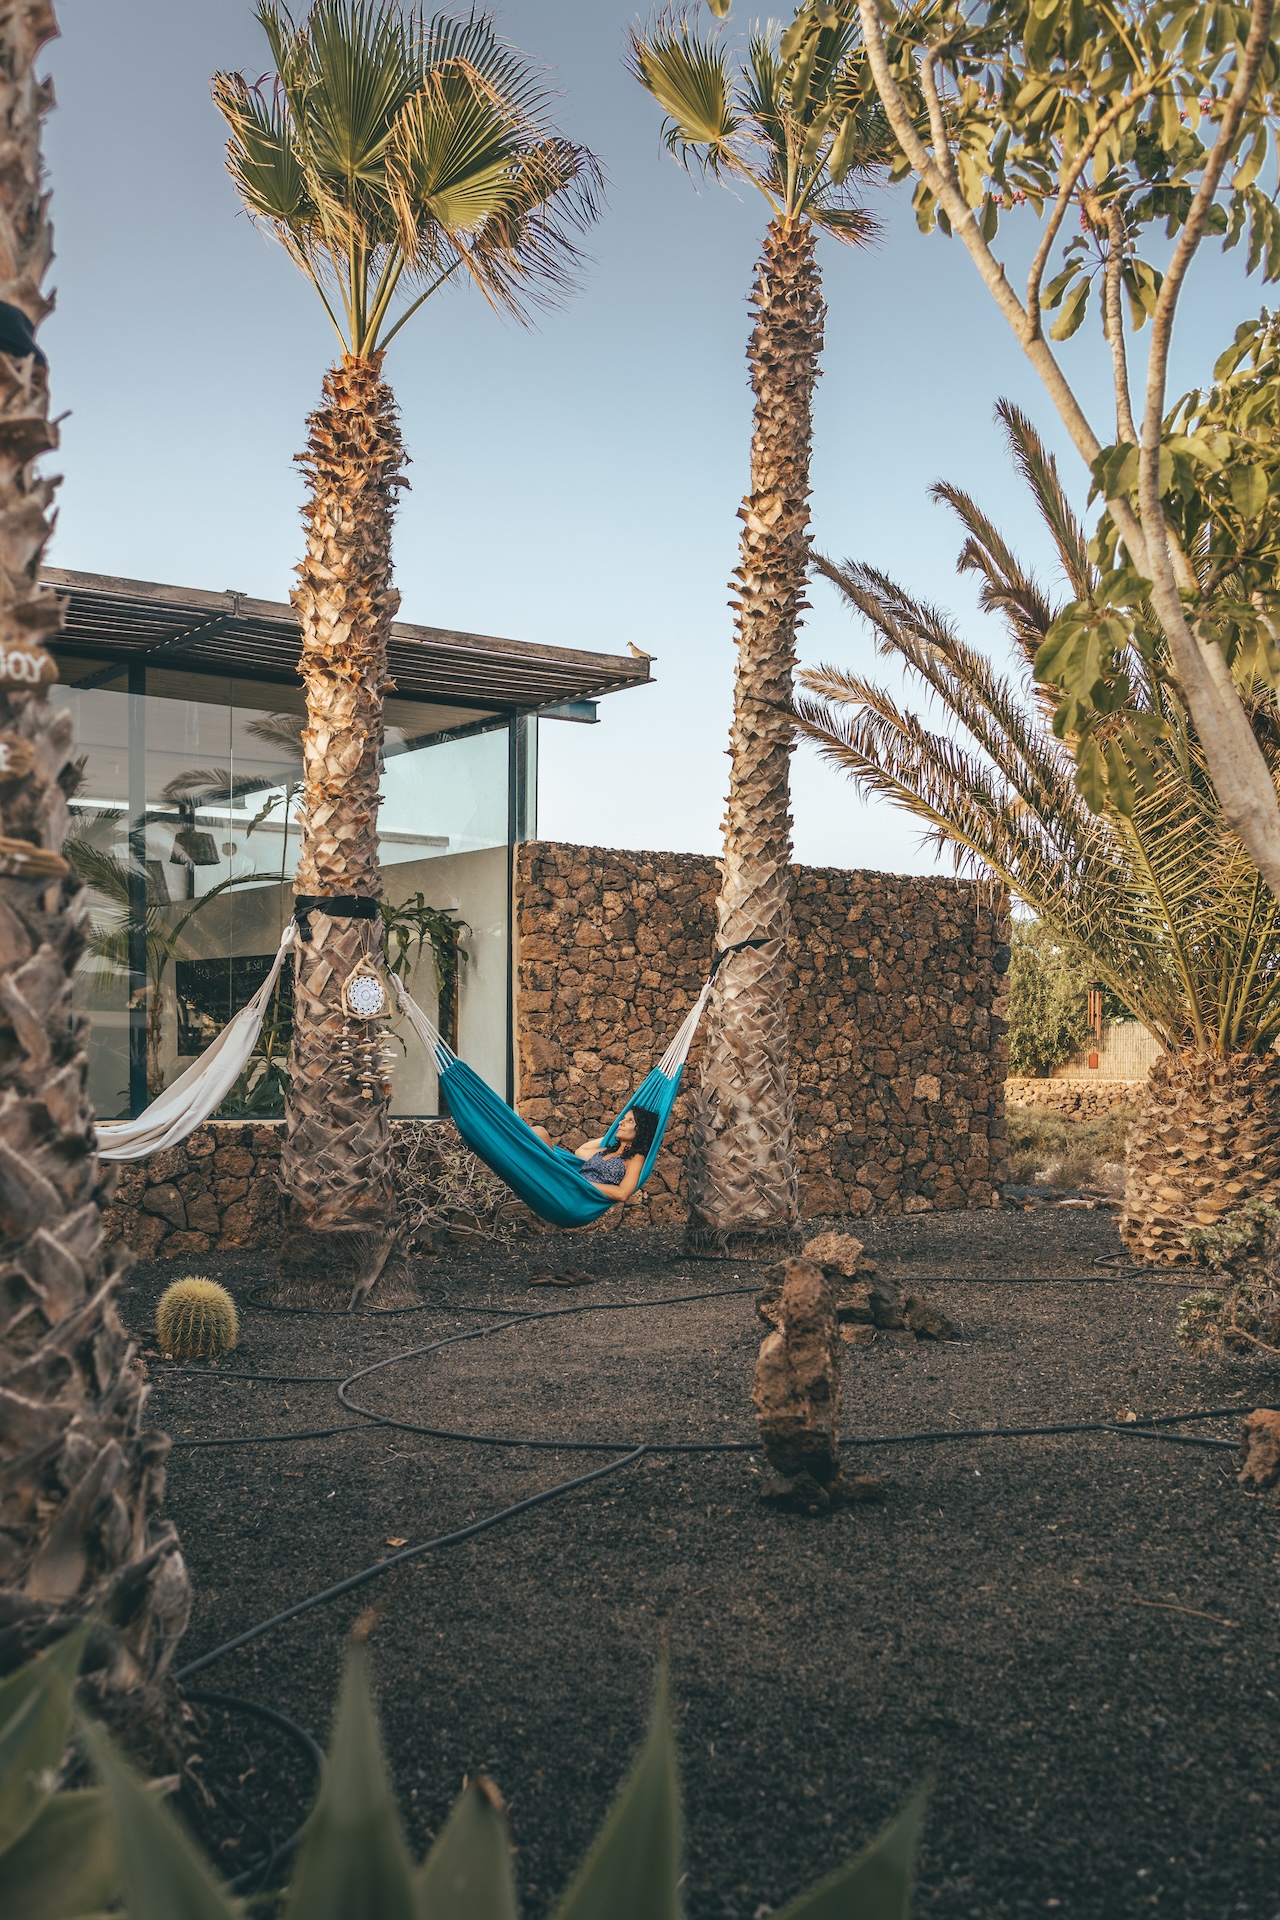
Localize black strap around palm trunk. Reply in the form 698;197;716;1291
293;895;381;942
707;935;773;982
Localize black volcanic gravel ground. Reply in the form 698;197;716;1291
122;1210;1280;1919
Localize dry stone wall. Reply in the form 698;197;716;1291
1005;1078;1142;1118
515;843;1008;1224
100;843;1010;1256
103;1124;283;1262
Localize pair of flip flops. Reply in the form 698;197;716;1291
528;1268;596;1288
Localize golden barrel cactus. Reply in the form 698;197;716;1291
156;1277;239;1361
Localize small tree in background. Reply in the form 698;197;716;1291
214;1;599;1285
1005;918;1093;1078
631;0;889;1253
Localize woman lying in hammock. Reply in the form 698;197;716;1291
529;1104;660;1203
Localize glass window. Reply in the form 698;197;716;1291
55;679;132;1118
54;667;516;1119
379;723;510;1112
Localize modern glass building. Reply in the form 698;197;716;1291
44;568;649;1121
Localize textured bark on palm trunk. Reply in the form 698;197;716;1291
685;219;822;1256
280;356;404;1245
0;0;190;1738
1122;1050;1280;1265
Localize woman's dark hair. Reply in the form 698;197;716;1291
624;1105;659;1161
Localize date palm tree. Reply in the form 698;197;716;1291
0;0;190;1744
796;403;1280;1265
214;1;599;1267
630;0;888;1253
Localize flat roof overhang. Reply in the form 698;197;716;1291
40;567;651;715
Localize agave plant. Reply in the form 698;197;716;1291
0;1629;925;1919
795;403;1280;1264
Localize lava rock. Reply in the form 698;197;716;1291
903;1293;956;1340
801;1230;878;1278
1239;1408;1280;1489
752;1258;841;1485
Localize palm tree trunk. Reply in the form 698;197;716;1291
0;0;190;1744
280;355;404;1245
685;217;823;1257
1122;1049;1280;1264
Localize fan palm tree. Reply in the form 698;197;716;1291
630;0;888;1254
0;0;190;1744
214;1;599;1257
795;403;1280;1265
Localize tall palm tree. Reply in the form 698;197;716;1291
795;404;1280;1266
630;0;887;1254
0;0;190;1744
214;2;599;1260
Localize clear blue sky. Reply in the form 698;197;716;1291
43;0;1254;875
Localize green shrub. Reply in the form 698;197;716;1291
155;1276;239;1360
1005;1106;1132;1189
1;1631;925;1918
1176;1201;1280;1356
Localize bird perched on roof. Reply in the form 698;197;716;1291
0;301;45;368
627;641;656;662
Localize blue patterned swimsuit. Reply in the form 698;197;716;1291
581;1151;628;1187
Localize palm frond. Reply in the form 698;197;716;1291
628;21;740;172
212;70;317;251
245;710;306;757
995;400;1096;600
215;0;602;353
805;432;1280;1055
298;0;418;189
810;554;1082;834
929;481;1059;672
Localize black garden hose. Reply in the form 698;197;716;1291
166;1282;1251;1681
183;1688;325;1895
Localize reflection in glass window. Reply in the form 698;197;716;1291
379;723;510;1110
55;670;518;1118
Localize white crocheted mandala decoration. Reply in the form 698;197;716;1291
343;969;387;1019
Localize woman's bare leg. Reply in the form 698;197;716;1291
530;1124;552;1145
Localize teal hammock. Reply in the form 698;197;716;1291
393;967;710;1221
391;970;716;1229
95;910;763;1231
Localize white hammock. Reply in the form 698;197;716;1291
96;923;297;1162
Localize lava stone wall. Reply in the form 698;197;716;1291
103;1124;284;1261
1005;1079;1141;1118
100;844;1010;1257
515;842;1009;1223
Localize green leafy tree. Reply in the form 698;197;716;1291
852;0;1280;902
1005;918;1095;1078
213;1;600;1272
630;0;889;1253
796;406;1280;1263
